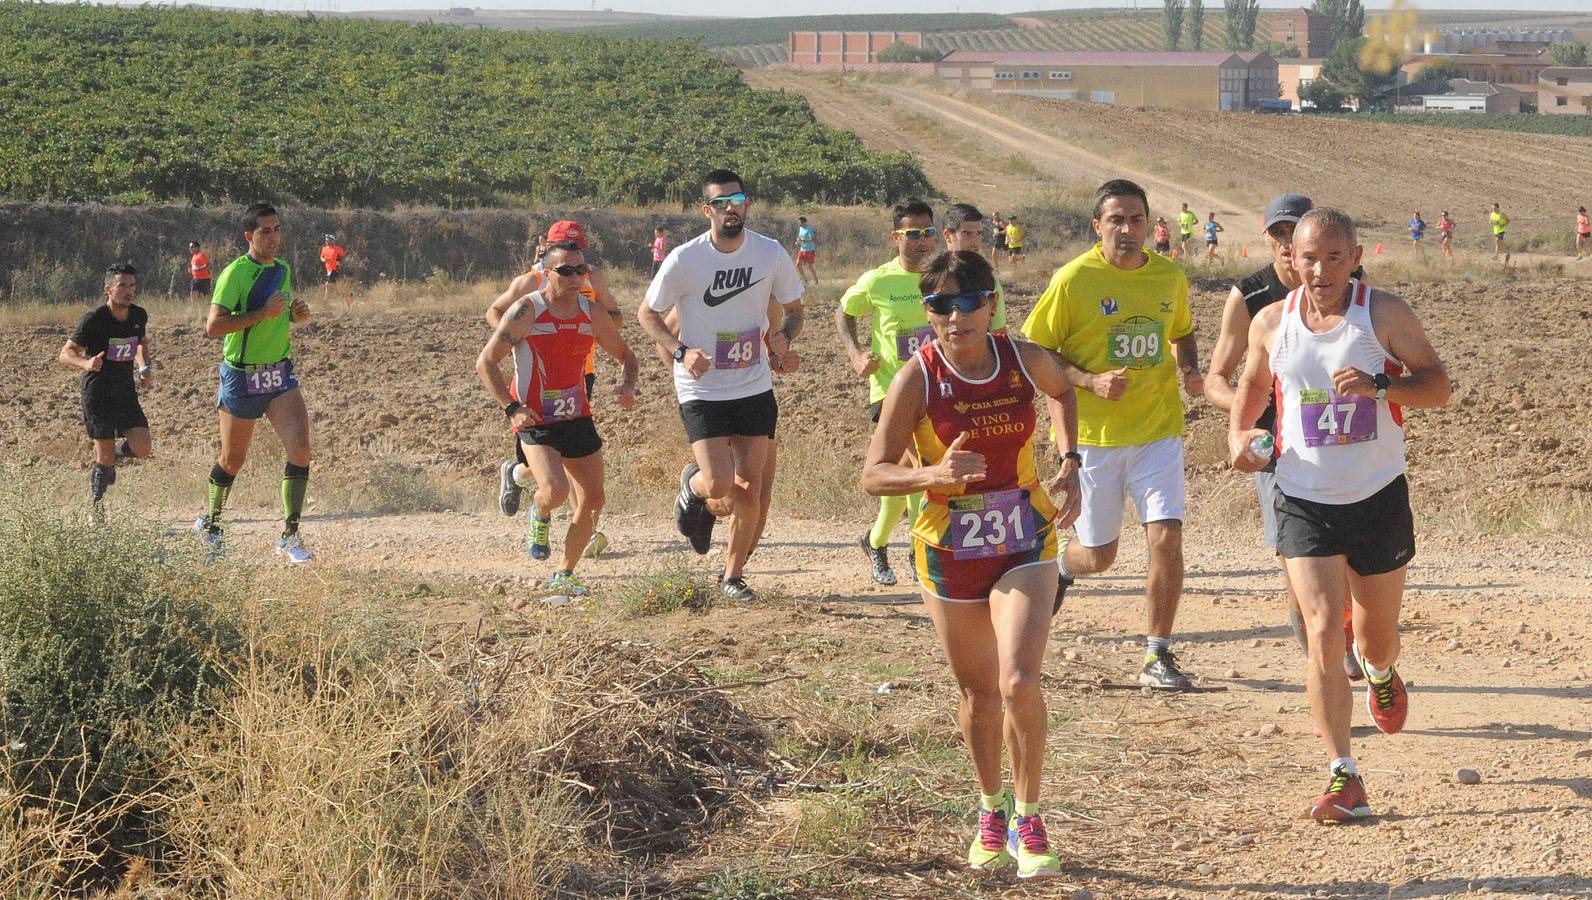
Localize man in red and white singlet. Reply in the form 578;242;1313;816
1229;208;1451;824
477;241;638;593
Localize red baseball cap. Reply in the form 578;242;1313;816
546;220;587;250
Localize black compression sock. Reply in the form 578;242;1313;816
282;462;309;537
90;463;116;502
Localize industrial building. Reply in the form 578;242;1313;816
1540;67;1592;115
1382;78;1526;114
1268;7;1336;59
935;50;1279;112
787;31;922;65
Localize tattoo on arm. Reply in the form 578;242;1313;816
780;306;805;343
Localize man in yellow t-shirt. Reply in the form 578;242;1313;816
1489;202;1510;264
1023;179;1205;689
1004;216;1025;262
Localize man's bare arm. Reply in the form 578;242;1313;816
1203;286;1251;412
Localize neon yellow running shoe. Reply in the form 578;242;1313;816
966;789;1014;871
1008;813;1062;879
582;530;608;559
526;514;551;561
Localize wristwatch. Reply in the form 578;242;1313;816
1060;451;1082;465
672;345;688;362
503;401;521;418
1371;373;1391;401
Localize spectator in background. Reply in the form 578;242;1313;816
188;241;211;300
320;234;346;283
650;226;669;278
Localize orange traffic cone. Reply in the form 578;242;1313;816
1241;245;1249;258
1375;242;1384;255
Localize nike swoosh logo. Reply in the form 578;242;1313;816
703;277;765;307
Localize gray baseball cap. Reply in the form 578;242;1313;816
1263;193;1313;231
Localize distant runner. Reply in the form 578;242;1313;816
1489;202;1510;264
1177;202;1198;258
1437;211;1455;259
638;168;805;603
1203;211;1224;264
1408;211;1426;252
195;203;316;563
477;239;638;592
1004;215;1025;263
187;241;211;300
319;234;345;283
1152;216;1172;256
1230;207;1451;823
650;227;669;278
991;212;1008;271
861;249;1080;879
795;216;818;285
59;262;154;506
1023;179;1205;689
1576;206;1589;260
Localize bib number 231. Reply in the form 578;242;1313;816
714;329;761;369
949;488;1037;560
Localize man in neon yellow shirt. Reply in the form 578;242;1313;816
1489;202;1510;264
1023;179;1205;689
1004;216;1025;262
1177;202;1199;259
837;199;1007;585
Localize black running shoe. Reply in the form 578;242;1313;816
675;463;711;554
1139;646;1195;689
719;576;758;603
859;534;897;586
1052;575;1074;616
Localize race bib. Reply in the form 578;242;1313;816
1299;388;1377;447
714;329;761;369
540;385;584;422
948;488;1037;561
244;361;289;396
106;336;139;363
895;325;935;361
1106;317;1164;369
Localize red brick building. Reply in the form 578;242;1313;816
787;31;922;65
1269;7;1336;59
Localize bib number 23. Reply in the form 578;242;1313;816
949;489;1037;560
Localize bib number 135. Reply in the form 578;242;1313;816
949;488;1037;560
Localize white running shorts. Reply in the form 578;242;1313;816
1074;436;1186;548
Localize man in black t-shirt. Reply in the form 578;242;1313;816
57;262;154;504
1203;194;1365;682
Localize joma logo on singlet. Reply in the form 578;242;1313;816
703;267;764;307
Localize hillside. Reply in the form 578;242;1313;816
0;3;926;208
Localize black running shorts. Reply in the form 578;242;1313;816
518;416;603;460
1275;475;1415;576
679;389;778;444
82;387;148;440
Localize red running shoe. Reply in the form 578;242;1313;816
1364;664;1408;735
1309;767;1372;823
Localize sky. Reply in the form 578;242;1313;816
136;0;1592;16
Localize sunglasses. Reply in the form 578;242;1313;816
893;226;940;240
923;289;995;315
550;263;590;277
705;192;748;209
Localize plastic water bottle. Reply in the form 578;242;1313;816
1248;433;1274;462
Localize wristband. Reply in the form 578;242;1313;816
1060;451;1082;465
136;365;151;375
504;401;521;418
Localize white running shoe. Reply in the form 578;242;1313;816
276;534;315;564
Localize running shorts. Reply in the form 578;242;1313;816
1075;436;1186;547
679;389;777;443
869;399;883;424
82;386;147;440
217;359;299;420
1254;465;1280;550
190;277;212;296
1275;474;1414;576
797;250;816;264
1154;241;1171;254
518;416;602;460
914;526;1058;603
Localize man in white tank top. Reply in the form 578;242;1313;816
1227;208;1451;824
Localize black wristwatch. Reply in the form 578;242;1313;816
504;401;521;418
1060;451;1082;465
672;345;688;362
1371;373;1391;401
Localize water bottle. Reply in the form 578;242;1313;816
1248;433;1274;462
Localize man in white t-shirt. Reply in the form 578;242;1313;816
638;168;806;603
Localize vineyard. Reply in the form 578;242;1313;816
717;12;1236;67
1329;112;1592;139
0;3;927;208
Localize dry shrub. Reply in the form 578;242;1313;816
156;607;774;896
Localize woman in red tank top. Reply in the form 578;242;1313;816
861;250;1085;878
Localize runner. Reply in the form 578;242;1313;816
487;220;624;552
637;168;805;602
1437;211;1455;260
860;249;1081;879
1408;211;1426;253
1152;216;1172;256
1004;215;1025;263
476;239;638;590
1489;202;1510;264
795;216;819;285
650;226;669;278
991;212;1007;272
838;200;1009;586
1203;211;1224;264
187;241;211;300
1576;206;1589;260
1023;179;1205;689
1204;193;1362;682
1229;207;1451;822
59;262;154;506
194;203;315;563
1177;202;1198;258
319;234;345;283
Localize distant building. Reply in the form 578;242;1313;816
1278;58;1325;109
1399;42;1552;93
787;31;922;65
935;50;1279;112
1268;7;1336;59
1381;77;1526;114
1540;67;1592;115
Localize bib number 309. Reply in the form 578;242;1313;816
244;361;289;396
949;488;1037;560
1106;318;1165;369
714;329;761;369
